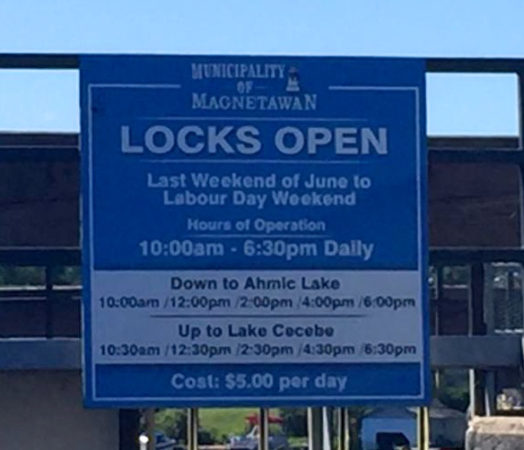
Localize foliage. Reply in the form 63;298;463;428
155;409;187;441
156;408;296;444
442;266;469;285
155;409;227;444
54;266;81;285
435;369;469;412
280;408;307;437
200;408;257;442
0;266;44;285
0;265;80;286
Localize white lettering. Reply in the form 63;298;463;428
275;127;304;155
236;126;262;155
308;127;332;154
121;126;144;153
362;127;388;155
145;126;175;154
178;126;204;154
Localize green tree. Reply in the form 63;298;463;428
155;409;217;444
280;408;307;437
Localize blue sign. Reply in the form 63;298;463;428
81;55;429;407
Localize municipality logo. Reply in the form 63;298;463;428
286;67;300;92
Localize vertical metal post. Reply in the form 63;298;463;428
434;265;445;390
484;373;496;415
518;70;524;419
119;409;140;450
469;262;486;416
322;407;331;450
484;263;496;416
505;269;515;330
435;265;444;336
259;408;269;450
468;263;482;334
344;408;351;450
44;265;54;338
483;263;495;335
417;407;429;450
308;407;323;450
518;71;524;150
187;408;199;450
336;408;349;450
145;409;156;450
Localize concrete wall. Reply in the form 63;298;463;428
0;370;119;450
466;416;524;450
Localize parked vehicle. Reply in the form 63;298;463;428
139;431;176;450
361;401;466;450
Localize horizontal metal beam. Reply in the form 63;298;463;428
427;58;524;73
0;248;81;266
431;335;522;368
0;336;520;370
430;248;524;264
1;134;523;163
0;133;78;146
0;54;79;69
429;137;519;149
0;146;79;162
0;338;81;369
429;149;524;164
0;133;79;161
2;247;524;266
0;54;523;73
0;288;81;299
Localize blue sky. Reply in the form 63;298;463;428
0;0;522;135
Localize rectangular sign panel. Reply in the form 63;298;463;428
81;55;428;406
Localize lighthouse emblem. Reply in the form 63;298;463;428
286;67;300;92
